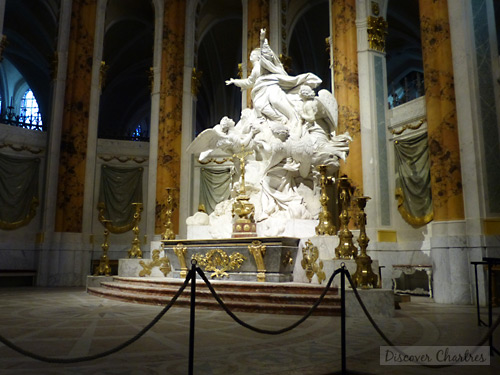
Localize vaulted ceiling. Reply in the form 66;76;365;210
3;0;494;138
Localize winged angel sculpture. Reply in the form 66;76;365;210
187;29;351;237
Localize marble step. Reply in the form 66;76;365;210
112;276;339;295
87;277;341;316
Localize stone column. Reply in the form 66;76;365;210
331;0;363;198
55;0;97;233
246;0;269;107
155;0;186;235
419;0;464;221
247;0;270;55
419;0;469;304
39;0;96;287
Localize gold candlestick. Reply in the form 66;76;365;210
162;187;177;240
352;196;378;288
128;203;143;258
94;220;111;276
232;147;256;237
335;175;358;259
315;165;336;236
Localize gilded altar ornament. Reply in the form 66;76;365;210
352;196;378;288
283;250;294;267
94;222;112;276
162;187;177;240
335;176;358;259
248;240;267;282
192;249;246;279
232;148;257;237
127;203;143;259
97;202;136;234
367;15;388;52
173;243;188;278
139;247;171;277
315;165;336;236
301;240;326;284
0;197;39;230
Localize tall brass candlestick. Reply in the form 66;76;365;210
352;196;378;288
315;165;336;236
94;220;111;276
128;203;143;258
162;188;177;240
335;175;358;259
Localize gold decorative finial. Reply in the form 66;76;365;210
367;16;388;52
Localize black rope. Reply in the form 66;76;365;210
344;269;500;368
196;266;342;335
0;269;194;364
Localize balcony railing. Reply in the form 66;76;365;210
0;107;44;131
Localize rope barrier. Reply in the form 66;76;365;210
0;264;498;372
0;269;193;363
196;266;342;335
344;268;500;368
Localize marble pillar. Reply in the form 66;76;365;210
55;0;97;233
419;0;464;221
246;0;269;107
331;0;363;198
155;0;186;235
419;0;469;304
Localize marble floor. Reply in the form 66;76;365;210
0;287;499;375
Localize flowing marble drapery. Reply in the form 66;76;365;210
99;165;143;229
0;153;40;229
199;167;232;215
419;0;464;221
394;132;433;227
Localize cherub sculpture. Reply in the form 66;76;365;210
187;29;351;236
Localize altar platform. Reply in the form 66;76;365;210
87;236;395;317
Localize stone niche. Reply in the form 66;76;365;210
162;237;299;282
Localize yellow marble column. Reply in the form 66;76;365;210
331;0;363;198
419;0;464;221
246;0;269;107
155;0;186;235
55;0;97;232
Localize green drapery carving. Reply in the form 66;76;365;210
199;167;232;214
0;153;40;230
394;132;433;227
98;165;143;232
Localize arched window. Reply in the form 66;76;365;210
20;89;43;129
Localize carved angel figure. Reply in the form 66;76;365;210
187;29;351;235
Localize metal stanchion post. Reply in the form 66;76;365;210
188;260;197;375
341;265;346;374
328;265;372;375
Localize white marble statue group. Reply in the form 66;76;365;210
187;29;351;238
